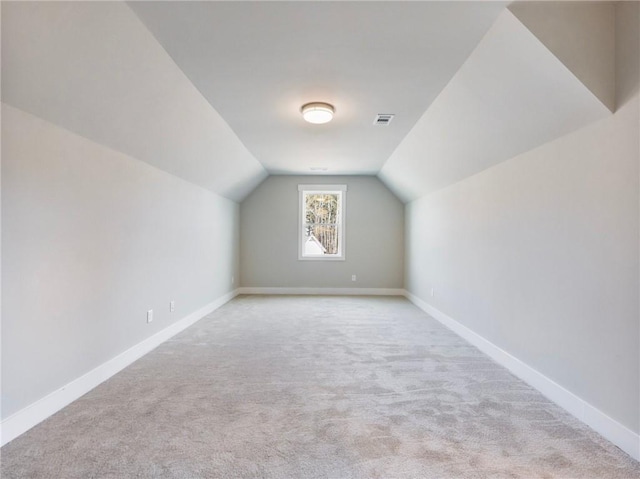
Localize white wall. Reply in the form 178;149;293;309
404;2;639;436
378;7;611;203
240;175;403;289
1;104;240;420
2;2;267;202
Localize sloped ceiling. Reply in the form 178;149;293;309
1;1;616;203
378;8;612;202
509;1;615;112
1;1;267;202
127;1;506;176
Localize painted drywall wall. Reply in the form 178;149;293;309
1;104;240;419
404;2;639;435
2;1;267;202
240;176;403;289
378;8;611;203
509;1;615;111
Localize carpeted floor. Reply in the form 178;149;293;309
1;295;638;478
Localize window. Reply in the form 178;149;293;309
298;184;346;260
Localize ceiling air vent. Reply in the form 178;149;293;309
374;114;395;125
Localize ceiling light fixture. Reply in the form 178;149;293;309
301;102;334;124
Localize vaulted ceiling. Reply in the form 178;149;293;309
1;1;615;202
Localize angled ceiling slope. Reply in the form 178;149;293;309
378;8;612;203
1;1;267;202
2;1;615;205
509;1;615;112
128;0;507;176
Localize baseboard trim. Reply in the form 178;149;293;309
0;289;239;447
404;291;640;461
238;287;405;296
4;289;637;461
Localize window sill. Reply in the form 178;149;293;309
298;255;346;261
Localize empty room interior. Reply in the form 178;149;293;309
1;1;639;477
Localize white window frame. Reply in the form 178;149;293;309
298;184;347;261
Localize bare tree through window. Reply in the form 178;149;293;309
299;185;346;260
305;192;339;254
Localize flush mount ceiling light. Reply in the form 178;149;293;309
301;102;334;124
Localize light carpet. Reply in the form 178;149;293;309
1;295;638;478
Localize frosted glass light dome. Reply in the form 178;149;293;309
301;102;334;124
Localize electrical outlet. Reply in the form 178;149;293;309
352;275;357;281
169;301;175;313
147;309;153;323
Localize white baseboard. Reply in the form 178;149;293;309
237;287;405;296
404;291;640;462
0;289;239;447
4;289;638;462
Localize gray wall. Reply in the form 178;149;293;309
1;104;240;419
240;176;403;289
404;2;639;434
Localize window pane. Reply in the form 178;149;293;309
305;193;339;224
304;224;339;255
303;192;341;255
299;185;345;260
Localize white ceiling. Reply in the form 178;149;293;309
379;8;612;202
2;1;267;202
128;1;506;176
2;1;615;203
